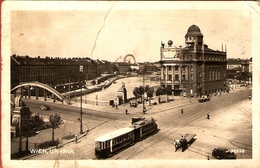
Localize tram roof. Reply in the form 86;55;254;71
95;127;134;142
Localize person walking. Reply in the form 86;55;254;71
206;113;210;120
125;109;128;115
181;108;184;114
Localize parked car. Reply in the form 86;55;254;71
212;148;237;159
198;95;210;103
40;104;50;111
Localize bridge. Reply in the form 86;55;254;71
11;81;69;104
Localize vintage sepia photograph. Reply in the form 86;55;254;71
1;1;260;168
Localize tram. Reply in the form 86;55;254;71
94;117;157;158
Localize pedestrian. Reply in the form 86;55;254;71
75;135;78;143
206;113;210;120
125;109;128;115
181;108;183;114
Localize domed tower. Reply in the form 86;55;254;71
185;25;204;46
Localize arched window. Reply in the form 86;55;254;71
182;74;186;80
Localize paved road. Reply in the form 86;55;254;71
26;86;252;160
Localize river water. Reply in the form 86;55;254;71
81;76;160;102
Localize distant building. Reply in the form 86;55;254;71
116;62;131;74
160;25;227;97
227;58;242;71
249;57;252;73
227;58;250;73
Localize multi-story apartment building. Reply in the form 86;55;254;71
160;25;227;97
11;55;110;89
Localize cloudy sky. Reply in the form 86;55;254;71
5;1;259;62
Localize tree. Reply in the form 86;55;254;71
165;86;172;95
138;86;145;96
49;113;63;142
146;86;154;105
20;106;45;151
156;87;165;96
21;114;44;151
146;87;154;98
133;87;141;98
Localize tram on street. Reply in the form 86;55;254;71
94;117;158;158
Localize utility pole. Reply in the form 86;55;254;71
79;66;83;134
143;64;146;113
68;77;71;104
190;83;193;103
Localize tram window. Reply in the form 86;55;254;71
99;142;102;149
96;142;101;149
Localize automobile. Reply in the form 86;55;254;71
212;148;237;159
130;102;137;107
40;104;50;111
198;95;210;103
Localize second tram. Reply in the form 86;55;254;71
95;117;157;158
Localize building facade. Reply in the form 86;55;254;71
160;25;227;97
11;55;111;89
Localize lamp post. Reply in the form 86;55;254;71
79;66;83;134
143;65;146;113
190;83;193;103
68;77;71;104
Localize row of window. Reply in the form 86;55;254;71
141;122;156;132
209;70;221;80
163;74;190;81
96;132;134;150
162;66;193;72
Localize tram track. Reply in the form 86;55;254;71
111;93;251;159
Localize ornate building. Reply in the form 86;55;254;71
160;25;227;97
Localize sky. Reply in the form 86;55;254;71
6;1;259;62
